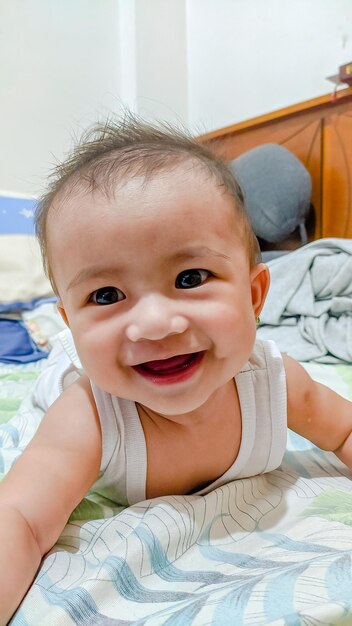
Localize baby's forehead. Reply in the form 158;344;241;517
50;160;236;221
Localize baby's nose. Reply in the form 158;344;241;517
126;296;189;342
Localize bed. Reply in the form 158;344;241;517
2;90;352;625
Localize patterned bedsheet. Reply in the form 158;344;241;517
2;360;352;626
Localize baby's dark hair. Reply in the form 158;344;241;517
35;114;260;289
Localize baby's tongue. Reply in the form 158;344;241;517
142;354;192;373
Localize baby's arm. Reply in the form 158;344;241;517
0;375;101;624
283;354;352;469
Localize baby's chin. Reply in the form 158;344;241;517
134;388;220;421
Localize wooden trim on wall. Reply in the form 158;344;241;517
198;87;352;142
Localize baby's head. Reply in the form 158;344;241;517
35;116;269;413
36;115;260;293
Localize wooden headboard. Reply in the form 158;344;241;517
199;87;352;241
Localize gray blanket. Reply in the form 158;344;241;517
257;238;352;363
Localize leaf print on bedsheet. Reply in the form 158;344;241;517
9;610;30;626
326;554;352;606
69;492;124;522
0;363;42;425
302;489;352;526
161;596;210;626
68;498;107;522
261;531;339;555
210;580;258;626
338;365;352;396
256;531;352;624
0;398;21;424
198;523;331;623
36;574;100;626
263;563;309;623
0;420;21;448
103;555;193;603
199;516;289;570
0;421;21;474
134;524;238;586
87;617;139;626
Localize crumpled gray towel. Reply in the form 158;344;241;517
257;238;352;363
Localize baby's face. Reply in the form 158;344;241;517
47;165;268;416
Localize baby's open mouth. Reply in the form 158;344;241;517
133;351;205;381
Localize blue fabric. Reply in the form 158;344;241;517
0;195;37;235
0;318;47;364
0;296;57;314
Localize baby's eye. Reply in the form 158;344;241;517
89;286;125;305
175;269;211;289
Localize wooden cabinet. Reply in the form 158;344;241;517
199;88;352;240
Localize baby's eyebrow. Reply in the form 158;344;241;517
67;267;117;291
171;246;231;262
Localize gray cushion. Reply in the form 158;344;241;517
229;144;312;243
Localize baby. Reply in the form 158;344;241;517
1;117;352;623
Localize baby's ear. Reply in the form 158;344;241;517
250;263;270;317
56;300;70;327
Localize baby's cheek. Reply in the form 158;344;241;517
72;325;114;366
212;306;255;355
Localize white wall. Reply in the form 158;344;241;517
0;0;121;194
134;0;188;124
1;0;352;194
186;0;352;132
